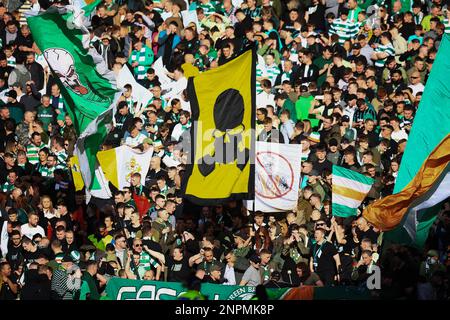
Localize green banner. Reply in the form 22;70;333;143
105;278;288;300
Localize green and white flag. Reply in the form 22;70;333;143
332;165;374;218
28;4;120;195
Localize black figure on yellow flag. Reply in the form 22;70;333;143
198;88;250;176
182;47;256;204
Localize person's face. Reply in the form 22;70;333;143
29;214;39;227
124;189;132;200
254;215;264;226
156;197;166;208
265;54;274;66
4;155;15;167
42;197;52;209
260;253;271;265
133;241;143;253
180;114;188;125
211;269;221;280
222;47;231;57
38;151;48;163
173;248;183;260
301;139;311;152
391;161;399;172
204;250;213;262
56;230;65;240
114;194;124;203
410;73;421;84
17;153;27;164
263;122;272;132
124;88;132;98
47;156;56;167
1;264;11;277
314;229;325;242
32;134;42;145
357;219;367;231
66;232;74;244
362;253;372;265
130;128;139;138
11;233;21;246
316;149;326;160
143;270;154;280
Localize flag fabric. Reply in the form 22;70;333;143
364;134;450;247
383;34;450;247
97;146;154;190
28;5;121;191
250;141;301;212
182;47;256;205
116;65;153;115
332;165;374;218
69;156;84;191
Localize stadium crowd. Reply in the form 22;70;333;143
0;0;449;300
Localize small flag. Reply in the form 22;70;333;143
332;165;374;217
97;146;153;190
69;156;84;191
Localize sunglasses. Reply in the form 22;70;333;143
134;244;142;247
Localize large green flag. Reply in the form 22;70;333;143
28;5;120;191
385;34;450;247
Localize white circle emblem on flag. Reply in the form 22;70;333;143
255;151;294;199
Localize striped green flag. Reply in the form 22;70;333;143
28;4;120;192
332;165;374;218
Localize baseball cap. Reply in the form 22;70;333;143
341;115;350;123
427;250;439;257
352;43;361;50
6;90;17;99
61;254;74;263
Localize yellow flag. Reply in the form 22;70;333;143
69;156;85;191
182;47;256;204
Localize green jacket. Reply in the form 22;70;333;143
280;99;297;123
81;272;100;300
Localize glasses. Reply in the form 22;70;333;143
134;244;142;247
316;223;325;226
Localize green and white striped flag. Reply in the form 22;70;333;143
28;3;120;195
332;165;374;218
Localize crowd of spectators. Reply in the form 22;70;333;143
0;0;449;300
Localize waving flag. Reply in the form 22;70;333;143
332;165;374;218
370;34;450;248
182;47;256;204
28;4;121;194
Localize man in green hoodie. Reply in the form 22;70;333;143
274;93;297;123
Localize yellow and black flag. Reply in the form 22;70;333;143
182;47;256;204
